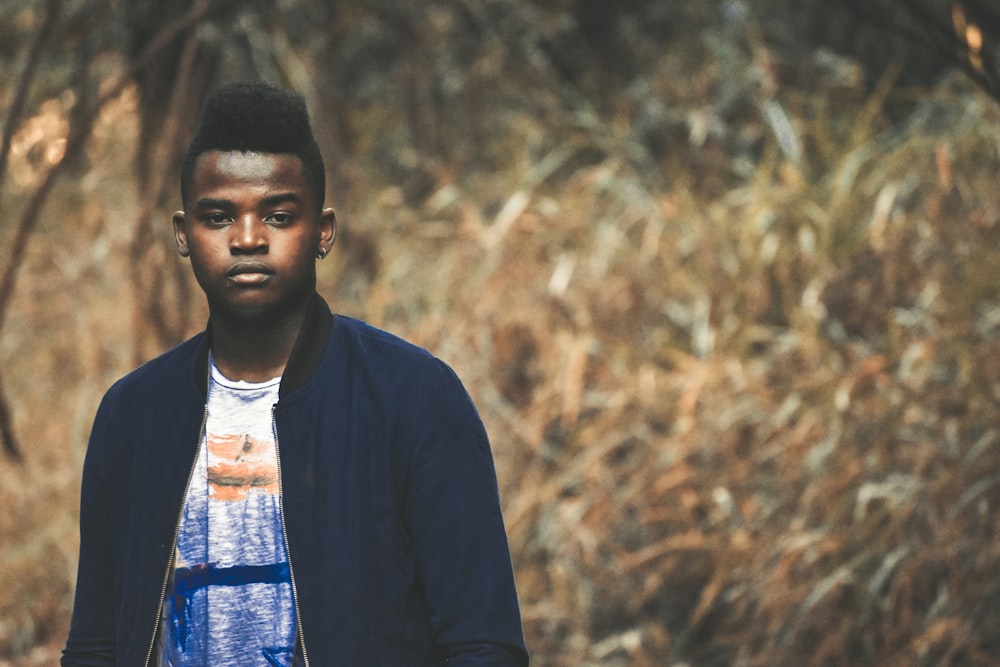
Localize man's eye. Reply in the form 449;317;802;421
205;213;231;226
266;213;293;226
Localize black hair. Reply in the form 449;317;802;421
180;81;326;210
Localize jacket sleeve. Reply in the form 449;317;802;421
403;359;529;666
62;390;120;666
441;642;531;665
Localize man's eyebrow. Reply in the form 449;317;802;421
195;197;234;211
261;193;303;207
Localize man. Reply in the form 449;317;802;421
62;81;528;666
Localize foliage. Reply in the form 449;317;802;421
2;0;1000;665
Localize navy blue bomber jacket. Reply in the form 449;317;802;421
62;294;528;666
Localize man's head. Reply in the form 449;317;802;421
180;82;326;211
174;82;336;326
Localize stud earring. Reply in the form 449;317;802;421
317;247;328;259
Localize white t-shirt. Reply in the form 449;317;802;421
158;359;296;666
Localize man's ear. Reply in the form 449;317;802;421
173;211;190;257
320;208;337;254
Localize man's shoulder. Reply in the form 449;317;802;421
105;333;205;399
327;315;479;420
332;315;435;363
329;315;466;389
88;333;205;436
332;315;472;394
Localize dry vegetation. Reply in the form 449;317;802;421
2;1;1000;665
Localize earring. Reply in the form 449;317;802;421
317;247;328;259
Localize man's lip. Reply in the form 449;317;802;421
226;262;274;277
226;262;274;285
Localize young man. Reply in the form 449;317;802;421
63;82;528;666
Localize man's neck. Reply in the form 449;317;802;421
208;305;308;383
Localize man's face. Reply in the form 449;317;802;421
174;150;336;324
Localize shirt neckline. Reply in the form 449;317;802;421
209;354;282;391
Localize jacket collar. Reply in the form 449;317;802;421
194;292;334;398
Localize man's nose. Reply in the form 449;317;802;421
231;215;267;253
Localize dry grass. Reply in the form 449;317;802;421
2;2;1000;665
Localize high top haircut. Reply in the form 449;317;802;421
180;81;326;211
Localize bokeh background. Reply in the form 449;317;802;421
2;0;1000;665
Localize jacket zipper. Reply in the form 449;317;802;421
273;405;310;666
143;405;209;667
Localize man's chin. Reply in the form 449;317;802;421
208;296;307;327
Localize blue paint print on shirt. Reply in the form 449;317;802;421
168;562;292;651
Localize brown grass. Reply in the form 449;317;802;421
2;2;1000;665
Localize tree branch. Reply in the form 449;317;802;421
0;0;62;463
0;0;210;461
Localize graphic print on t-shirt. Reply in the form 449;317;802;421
206;433;280;501
158;362;296;667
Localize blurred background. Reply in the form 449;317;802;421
2;0;1000;664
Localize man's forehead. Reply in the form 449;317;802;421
195;150;306;182
184;150;322;210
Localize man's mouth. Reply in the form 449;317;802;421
226;262;274;285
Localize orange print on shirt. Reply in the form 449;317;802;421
206;433;279;501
